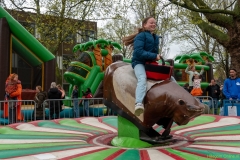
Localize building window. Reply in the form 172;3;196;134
64;32;76;43
87;30;96;41
19;21;35;35
77;30;96;43
76;30;82;43
56;55;63;70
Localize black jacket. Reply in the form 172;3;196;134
206;84;220;99
48;88;62;114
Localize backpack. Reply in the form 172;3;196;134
85;93;93;98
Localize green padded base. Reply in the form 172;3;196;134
111;137;152;148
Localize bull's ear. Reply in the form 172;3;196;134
178;99;185;105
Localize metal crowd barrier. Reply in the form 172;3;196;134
0;98;117;126
222;100;240;116
0;100;36;125
195;96;216;114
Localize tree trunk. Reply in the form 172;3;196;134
226;20;240;77
227;49;240;77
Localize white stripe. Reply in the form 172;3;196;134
33;153;56;159
9;146;105;160
195;135;240;141
175;117;240;134
0;139;86;144
147;150;175;160
16;124;93;136
79;117;117;132
189;144;240;153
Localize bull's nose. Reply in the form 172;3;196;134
187;105;204;112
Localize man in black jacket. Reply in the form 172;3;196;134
206;79;220;115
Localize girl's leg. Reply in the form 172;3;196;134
134;64;146;116
134;64;147;104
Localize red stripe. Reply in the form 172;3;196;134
7;122;25;129
60;148;107;160
140;150;150;160
104;149;126;160
158;149;185;160
146;72;170;80
28;121;41;126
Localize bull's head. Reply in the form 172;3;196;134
143;80;205;127
172;99;205;125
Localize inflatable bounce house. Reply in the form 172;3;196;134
0;7;56;100
173;52;214;89
0;7;57;124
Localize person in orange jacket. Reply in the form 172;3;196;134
4;73;23;124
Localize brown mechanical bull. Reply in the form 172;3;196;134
103;61;205;142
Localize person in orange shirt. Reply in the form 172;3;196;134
4;73;23;124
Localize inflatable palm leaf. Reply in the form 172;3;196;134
174;55;182;61
179;54;191;63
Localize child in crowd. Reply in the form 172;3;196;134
185;59;204;91
190;74;203;96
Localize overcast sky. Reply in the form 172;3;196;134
168;43;181;59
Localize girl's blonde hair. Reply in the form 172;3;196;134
122;16;154;46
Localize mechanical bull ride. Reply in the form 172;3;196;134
103;61;205;145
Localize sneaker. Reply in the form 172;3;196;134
135;103;144;116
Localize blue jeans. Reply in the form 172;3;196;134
83;100;89;116
134;64;147;104
209;98;218;115
73;99;79;118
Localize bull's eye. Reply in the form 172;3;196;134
178;99;185;105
